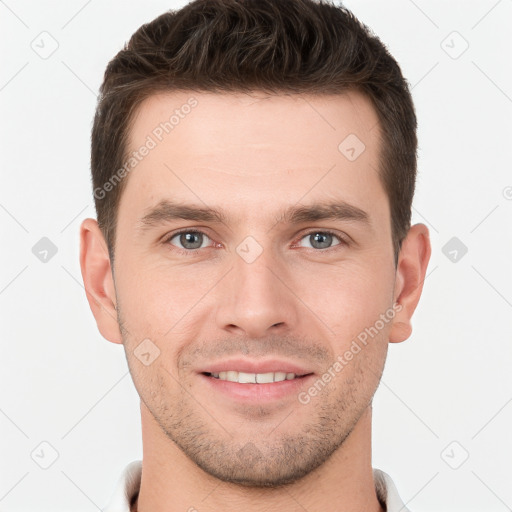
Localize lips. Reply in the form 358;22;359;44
208;370;300;384
197;358;315;401
198;358;313;377
199;370;315;401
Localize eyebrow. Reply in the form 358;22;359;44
136;198;371;233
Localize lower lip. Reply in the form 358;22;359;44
198;373;315;402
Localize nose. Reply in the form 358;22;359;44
214;245;299;339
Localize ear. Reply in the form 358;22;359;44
79;218;122;344
389;223;431;343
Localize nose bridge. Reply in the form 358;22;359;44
215;239;297;337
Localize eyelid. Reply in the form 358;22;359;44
163;228;217;254
292;228;349;249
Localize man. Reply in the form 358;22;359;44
79;0;431;510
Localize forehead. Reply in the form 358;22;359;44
119;89;386;227
127;89;380;163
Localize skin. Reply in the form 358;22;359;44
80;90;431;512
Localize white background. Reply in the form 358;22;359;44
1;1;511;510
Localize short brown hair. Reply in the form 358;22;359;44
91;0;417;266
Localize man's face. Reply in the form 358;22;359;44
113;90;397;485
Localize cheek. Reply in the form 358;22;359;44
116;246;395;348
115;257;218;340
125;351;181;418
292;259;395;340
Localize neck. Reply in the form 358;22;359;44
135;403;384;512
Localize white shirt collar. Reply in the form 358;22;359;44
102;460;411;512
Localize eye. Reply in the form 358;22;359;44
162;228;348;255
165;230;213;251
297;230;346;250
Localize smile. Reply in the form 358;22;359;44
204;371;309;384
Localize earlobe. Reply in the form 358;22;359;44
79;218;123;344
389;223;431;344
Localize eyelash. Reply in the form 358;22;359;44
162;228;349;256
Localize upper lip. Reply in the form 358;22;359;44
199;358;313;376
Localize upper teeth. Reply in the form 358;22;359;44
211;371;297;383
